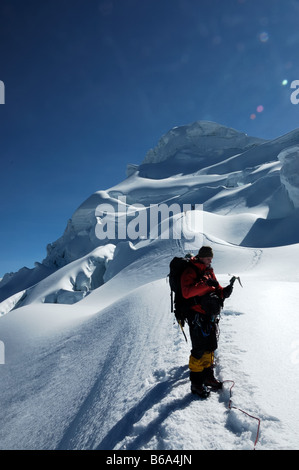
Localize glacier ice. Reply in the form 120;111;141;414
278;146;299;209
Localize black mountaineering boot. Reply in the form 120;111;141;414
190;371;210;399
191;383;210;399
203;367;223;390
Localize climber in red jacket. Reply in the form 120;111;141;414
180;246;233;398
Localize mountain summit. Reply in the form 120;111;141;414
1;121;299;450
1;121;299;306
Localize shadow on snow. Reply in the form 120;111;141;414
96;365;191;450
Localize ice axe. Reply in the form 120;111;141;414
229;275;243;287
178;319;188;343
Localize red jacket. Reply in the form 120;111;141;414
180;257;223;314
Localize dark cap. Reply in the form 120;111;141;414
197;246;214;258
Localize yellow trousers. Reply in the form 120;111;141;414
189;352;214;373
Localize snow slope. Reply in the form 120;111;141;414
1;121;299;450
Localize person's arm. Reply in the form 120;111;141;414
181;267;215;299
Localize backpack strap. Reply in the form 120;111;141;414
182;262;204;307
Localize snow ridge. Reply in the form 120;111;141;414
0;121;299;450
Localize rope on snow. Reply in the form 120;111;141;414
223;380;261;450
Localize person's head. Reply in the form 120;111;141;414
197;246;213;266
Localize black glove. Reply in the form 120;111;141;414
222;284;233;299
206;279;219;288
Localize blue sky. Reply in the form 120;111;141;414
0;0;299;277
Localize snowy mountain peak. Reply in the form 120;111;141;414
1;121;299;450
1;120;299;308
142;120;265;165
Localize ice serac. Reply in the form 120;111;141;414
138;121;264;179
278;146;299;209
0;244;115;314
1;120;299;305
44;191;112;269
143;121;264;164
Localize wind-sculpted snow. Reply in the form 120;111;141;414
1;121;299;450
142;121;264;165
1;121;299;304
0;241;299;449
0;244;115;314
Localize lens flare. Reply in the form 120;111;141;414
259;32;269;42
